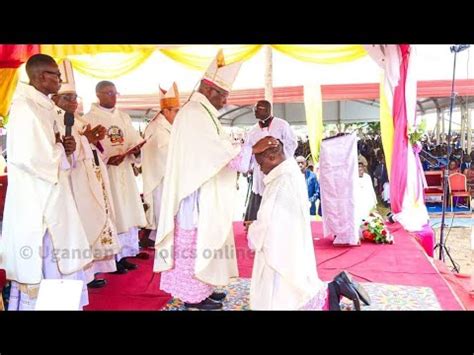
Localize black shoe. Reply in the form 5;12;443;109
139;237;155;249
184;298;223;310
332;273;362;311
387;212;395;224
209;291;226;302
110;261;128;275
334;271;371;306
120;258;138;270
87;279;107;289
328;282;341;310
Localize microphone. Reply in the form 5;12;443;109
92;149;100;166
64;112;75;137
450;44;470;53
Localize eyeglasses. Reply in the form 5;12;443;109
211;87;228;99
98;91;119;97
60;94;79;102
43;70;62;79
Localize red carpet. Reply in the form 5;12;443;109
85;221;464;310
313;222;463;310
434;261;474;310
85;250;171;310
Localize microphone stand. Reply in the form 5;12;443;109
433;45;470;272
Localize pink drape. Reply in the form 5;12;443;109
415;224;435;257
390;45;410;213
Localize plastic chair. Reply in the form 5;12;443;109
424;171;444;205
448;173;471;211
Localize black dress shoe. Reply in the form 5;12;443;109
332;275;362;311
328;282;341;310
209;291;226;302
387;212;395;223
139;238;155;249
87;279;107;289
334;271;371;306
110;261;128;274
120;258;138;270
184;298;223;310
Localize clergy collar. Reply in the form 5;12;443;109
259;116;273;129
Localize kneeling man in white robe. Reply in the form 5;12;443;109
248;136;371;310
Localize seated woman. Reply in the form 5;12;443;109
448;160;460;175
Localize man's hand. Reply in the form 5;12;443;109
62;136;76;156
107;154;125;166
127;145;141;157
83;124;107;145
252;136;280;154
126;141;146;157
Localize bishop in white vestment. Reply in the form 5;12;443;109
154;50;251;310
141;83;180;242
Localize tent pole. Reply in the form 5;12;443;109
264;45;273;105
461;102;466;151
468;106;472;154
436;108;441;144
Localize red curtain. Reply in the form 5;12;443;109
0;45;39;68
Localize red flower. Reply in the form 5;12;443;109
363;230;374;240
382;230;387;236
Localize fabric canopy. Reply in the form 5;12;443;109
0;45;39;121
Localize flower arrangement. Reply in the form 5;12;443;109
360;212;393;244
408;119;427;146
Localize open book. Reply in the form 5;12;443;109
121;139;146;158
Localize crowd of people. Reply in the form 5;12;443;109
421;139;474;196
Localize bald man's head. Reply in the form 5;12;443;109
25;54;57;79
254;137;285;175
25;54;62;95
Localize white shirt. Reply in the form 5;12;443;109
244;117;297;195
